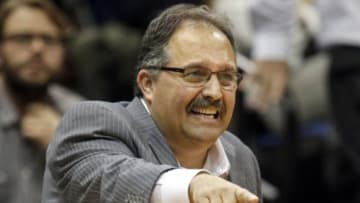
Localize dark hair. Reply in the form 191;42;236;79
134;3;235;96
0;0;72;39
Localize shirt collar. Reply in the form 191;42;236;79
140;97;230;177
140;97;151;114
203;139;230;178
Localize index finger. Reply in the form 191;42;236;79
235;188;258;203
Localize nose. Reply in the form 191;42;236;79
30;37;45;53
201;73;223;101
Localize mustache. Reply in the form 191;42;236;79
19;57;52;72
25;56;45;66
187;95;226;114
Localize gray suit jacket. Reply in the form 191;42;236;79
42;97;262;203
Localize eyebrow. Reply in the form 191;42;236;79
182;62;237;71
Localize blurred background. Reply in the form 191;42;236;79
7;0;358;202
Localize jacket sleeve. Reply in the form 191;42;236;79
46;102;174;203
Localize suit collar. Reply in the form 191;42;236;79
126;97;178;166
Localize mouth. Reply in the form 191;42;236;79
190;107;220;119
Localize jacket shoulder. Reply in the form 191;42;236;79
221;131;253;156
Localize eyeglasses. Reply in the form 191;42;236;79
2;33;64;47
146;66;244;91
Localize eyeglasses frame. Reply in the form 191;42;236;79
144;65;245;91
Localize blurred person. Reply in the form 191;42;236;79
209;0;252;54
0;0;83;202
208;0;261;142
248;0;360;202
42;4;262;203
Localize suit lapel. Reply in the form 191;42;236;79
221;136;248;187
126;97;178;166
147;134;179;166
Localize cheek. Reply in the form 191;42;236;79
2;46;29;66
157;85;193;121
224;92;236;119
175;87;198;110
161;87;184;113
44;48;64;70
227;92;236;107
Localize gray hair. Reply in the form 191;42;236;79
134;3;235;96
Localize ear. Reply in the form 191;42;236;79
137;69;155;103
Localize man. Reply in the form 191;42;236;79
42;4;261;203
0;0;82;202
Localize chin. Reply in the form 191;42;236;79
187;127;224;143
21;74;52;85
8;77;50;93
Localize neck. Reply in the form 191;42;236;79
170;142;212;168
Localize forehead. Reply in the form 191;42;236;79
3;6;60;35
165;20;236;69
